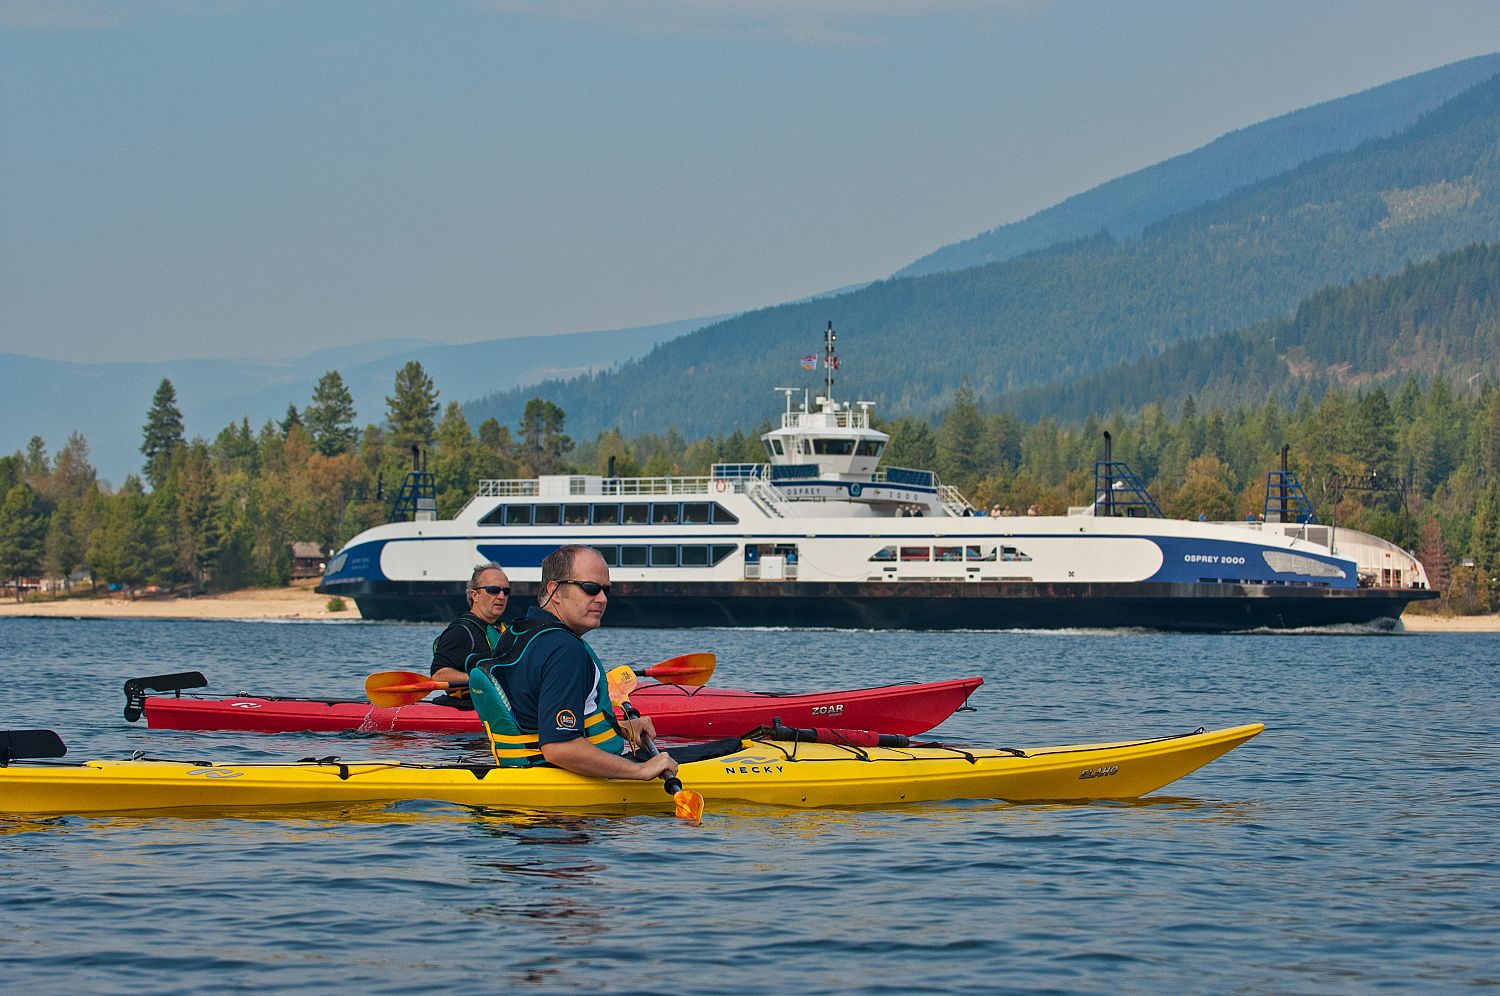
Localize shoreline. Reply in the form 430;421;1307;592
0;587;1496;631
0;584;361;622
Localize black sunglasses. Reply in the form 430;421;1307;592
557;579;610;597
474;585;511;596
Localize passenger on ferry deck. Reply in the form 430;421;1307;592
429;562;511;702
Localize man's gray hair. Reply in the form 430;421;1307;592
467;561;505;590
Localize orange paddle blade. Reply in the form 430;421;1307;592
365;669;444;708
640;652;716;686
606;666;639;706
674;789;705;822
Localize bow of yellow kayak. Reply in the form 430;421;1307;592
0;724;1262;817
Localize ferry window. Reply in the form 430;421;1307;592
900;546;930;562
650;546;678;567
501;505;531;526
622;503;649;524
766;438;785;457
592;504;620;525
682;503;712;524
965;545;997;562
856;440;884;457
564;504;589;524
680;545;709;567
812;438;856;455
619;545;648;567
597;546;619;567
533;505;560;526
711;504;739;524
652;504;680;525
869;546;898;562
478;505;507;525
711;544;736;565
1001;546;1032;562
934;546;962;562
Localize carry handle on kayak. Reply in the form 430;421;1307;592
1;729;67;765
123;671;209;722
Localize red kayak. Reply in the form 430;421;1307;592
125;672;983;738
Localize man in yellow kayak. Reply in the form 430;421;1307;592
468;545;679;781
428;562;511;704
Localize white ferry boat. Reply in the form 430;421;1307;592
319;325;1434;631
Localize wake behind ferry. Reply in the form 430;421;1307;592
319;325;1434;631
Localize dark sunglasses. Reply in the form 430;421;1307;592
474;585;511;596
557;579;610;597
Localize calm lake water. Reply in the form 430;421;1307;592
0;617;1495;992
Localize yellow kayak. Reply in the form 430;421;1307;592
0;723;1262;816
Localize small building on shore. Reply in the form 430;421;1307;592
290;542;326;580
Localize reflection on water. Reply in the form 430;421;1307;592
0;618;1495;991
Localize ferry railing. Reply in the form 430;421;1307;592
780;409;870;430
475;480;540;497
743;479;791;519
937;484;974;517
603;476;716;496
473;477;723;498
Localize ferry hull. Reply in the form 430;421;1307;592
325;578;1433;631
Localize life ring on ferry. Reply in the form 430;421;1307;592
715;479;728;493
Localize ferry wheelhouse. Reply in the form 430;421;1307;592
320;325;1434;631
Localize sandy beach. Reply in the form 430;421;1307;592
0;583;360;622
0;586;1495;631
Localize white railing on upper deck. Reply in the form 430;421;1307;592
475;479;540;497
938;484;975;517
473;476;718;498
781;408;871;430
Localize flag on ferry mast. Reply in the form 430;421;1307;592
800;355;818;370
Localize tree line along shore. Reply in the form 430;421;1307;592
3;361;1499;618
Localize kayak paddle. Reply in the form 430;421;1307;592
607;665;704;822
365;652;717;708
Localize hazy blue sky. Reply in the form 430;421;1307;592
4;1;1499;363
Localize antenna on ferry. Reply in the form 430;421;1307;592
824;320;838;400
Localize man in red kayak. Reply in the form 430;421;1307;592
429;562;511;703
468;545;678;781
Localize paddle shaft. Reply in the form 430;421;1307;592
620;700;684;795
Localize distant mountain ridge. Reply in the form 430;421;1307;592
1000;240;1500;421
463;64;1500;443
1;316;718;486
895;53;1500;278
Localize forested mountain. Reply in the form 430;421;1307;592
896;53;1500;278
466;69;1500;441
1003;242;1500;421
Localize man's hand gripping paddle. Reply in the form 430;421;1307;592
608;665;704;822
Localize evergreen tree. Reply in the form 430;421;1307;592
432;403;481;518
171;442;222;590
50;432;98;502
279;403;303;436
141;378;185;489
42;503;85;586
305;370;358;456
935;380;986;485
23;436;48;483
386;361;440;452
519;398;573;475
0;482;47;600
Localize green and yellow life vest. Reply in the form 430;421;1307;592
468;618;628;768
